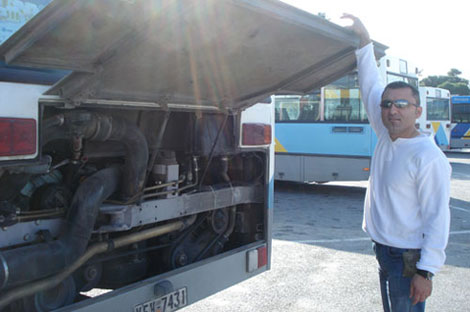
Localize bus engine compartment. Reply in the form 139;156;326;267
0;104;267;311
0;0;387;310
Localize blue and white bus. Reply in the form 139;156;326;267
450;95;470;149
417;87;451;150
274;55;419;183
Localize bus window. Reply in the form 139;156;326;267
427;98;450;121
323;88;367;122
399;59;408;74
386;72;419;88
298;93;320;121
275;97;299;121
274;94;320;122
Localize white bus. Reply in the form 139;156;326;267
417;87;451;150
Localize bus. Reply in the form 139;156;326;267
0;1;373;311
450;95;470;148
274;55;419;183
417;87;451;150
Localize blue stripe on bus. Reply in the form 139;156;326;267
451;96;470;103
0;61;69;85
451;124;470;138
434;124;449;146
275;123;376;157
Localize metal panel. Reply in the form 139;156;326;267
55;242;268;312
97;185;263;232
0;0;386;111
274;154;302;181
303;155;370;182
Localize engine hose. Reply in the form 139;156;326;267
194;207;236;261
0;215;197;310
0;167;120;292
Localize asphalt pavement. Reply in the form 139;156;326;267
182;153;470;312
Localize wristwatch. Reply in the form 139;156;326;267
416;269;434;280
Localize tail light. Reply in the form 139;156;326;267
242;123;272;146
246;245;268;272
0;118;37;156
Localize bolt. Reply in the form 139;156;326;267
85;266;98;281
176;253;188;266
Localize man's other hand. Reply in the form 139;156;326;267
410;274;433;305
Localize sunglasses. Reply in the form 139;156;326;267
380;99;418;109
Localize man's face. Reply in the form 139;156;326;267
381;87;422;140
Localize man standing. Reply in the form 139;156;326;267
342;14;451;312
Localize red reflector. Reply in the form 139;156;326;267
257;245;267;268
242;123;272;145
0;118;36;156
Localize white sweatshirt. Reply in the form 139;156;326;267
356;43;451;274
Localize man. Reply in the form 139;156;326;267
342;14;451;312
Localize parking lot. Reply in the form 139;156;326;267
183;152;470;312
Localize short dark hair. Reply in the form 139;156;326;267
382;81;420;106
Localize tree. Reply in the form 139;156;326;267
421;68;470;95
448;68;461;77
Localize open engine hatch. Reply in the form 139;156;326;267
0;0;386;111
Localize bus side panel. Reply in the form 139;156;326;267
450;123;470;148
275;154;370;183
275;154;303;181
240;101;275;269
275;123;374;157
303;155;370;182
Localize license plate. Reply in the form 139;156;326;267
134;287;187;312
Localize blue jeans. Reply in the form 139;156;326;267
373;241;425;312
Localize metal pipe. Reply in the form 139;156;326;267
146;111;171;177
0;167;120;291
0;215;196;309
43;111;149;199
141;157;199;199
143;177;185;192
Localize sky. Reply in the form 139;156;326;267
282;0;469;81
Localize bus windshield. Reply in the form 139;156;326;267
452;103;470;123
386;72;419;88
427;98;450;121
0;0;52;45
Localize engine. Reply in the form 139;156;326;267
0;105;266;311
